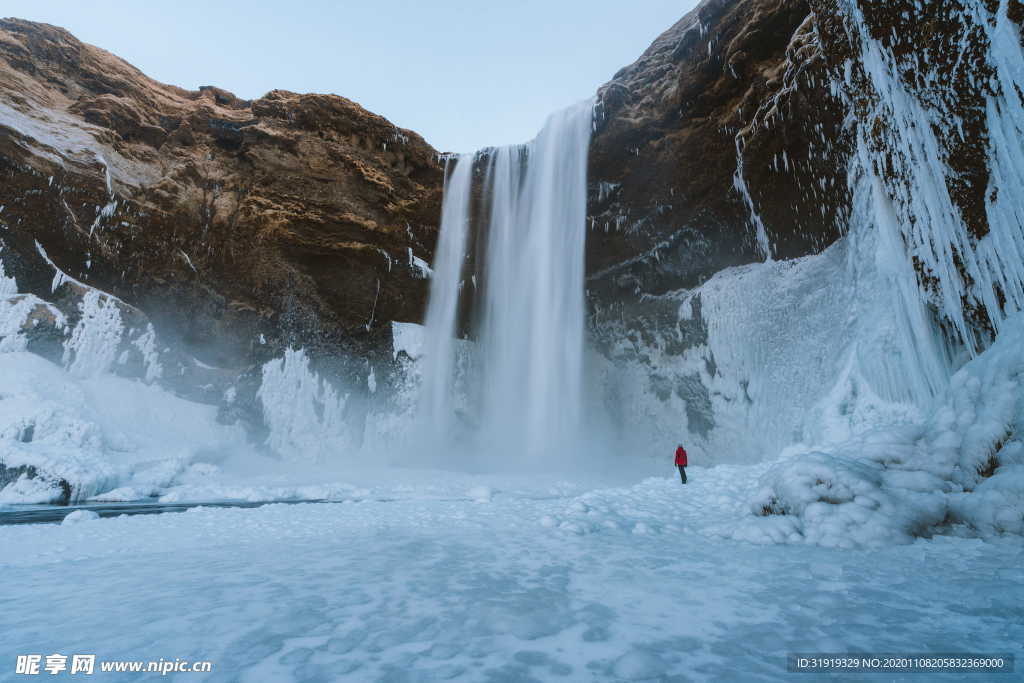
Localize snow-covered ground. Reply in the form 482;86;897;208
2;466;1021;682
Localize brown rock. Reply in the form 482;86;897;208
586;0;1014;351
586;0;848;316
0;17;443;380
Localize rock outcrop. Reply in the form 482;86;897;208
586;0;1024;351
0;17;443;385
587;0;845;302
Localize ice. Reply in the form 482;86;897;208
60;509;99;525
0;473;63;504
1;468;1020;681
129;324;162;383
845;0;1024;352
257;348;354;461
601;223;944;465
62;289;124;378
466;485;493;503
0;5;1022;677
391;321;424;361
0;253;16;298
0;294;62;353
742;313;1024;547
0;351;246;503
733;132;773;260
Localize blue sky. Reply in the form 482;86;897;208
5;1;699;152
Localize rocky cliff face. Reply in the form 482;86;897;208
0;18;443;390
587;0;1024;351
587;0;845;301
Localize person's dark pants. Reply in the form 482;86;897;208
678;465;687;484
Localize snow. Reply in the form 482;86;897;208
392;321;424;360
0;96;157;189
60;508;99;525
0;294;63;354
257;348;355;461
0;473;63;504
0;352;246;503
0;467;1020;681
62;289;124;378
739;312;1024;548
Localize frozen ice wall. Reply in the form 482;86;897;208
846;0;1024;353
258;348;354;461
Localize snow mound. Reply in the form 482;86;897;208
746;450;946;547
0;352;246;503
0;473;65;504
467;485;493;503
61;509;100;525
744;314;1024;547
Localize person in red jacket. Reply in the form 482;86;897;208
674;445;688;484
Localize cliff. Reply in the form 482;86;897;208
586;0;1024;353
0;17;443;382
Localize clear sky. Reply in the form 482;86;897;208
4;0;699;152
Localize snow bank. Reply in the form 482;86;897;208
0;352;246;503
744;314;1024;546
61;509;100;525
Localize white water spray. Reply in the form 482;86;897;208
419;100;594;458
419;154;473;442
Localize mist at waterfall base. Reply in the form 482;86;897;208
413;99;621;474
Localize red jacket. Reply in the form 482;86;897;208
675;447;687;467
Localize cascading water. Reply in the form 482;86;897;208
418;153;473;443
419;100;594;459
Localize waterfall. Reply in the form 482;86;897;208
419;100;594;459
418;153;473;442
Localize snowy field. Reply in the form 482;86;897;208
2;465;1021;682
